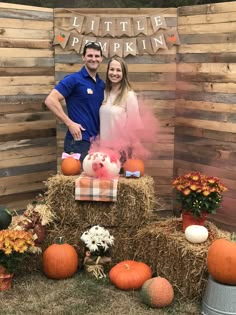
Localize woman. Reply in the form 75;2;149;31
99;56;143;164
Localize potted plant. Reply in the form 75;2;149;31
0;229;39;290
80;225;114;278
172;172;227;231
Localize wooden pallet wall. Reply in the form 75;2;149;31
176;2;236;231
54;8;177;214
0;3;56;211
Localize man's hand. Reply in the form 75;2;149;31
68;122;86;141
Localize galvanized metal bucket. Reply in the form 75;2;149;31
201;276;236;315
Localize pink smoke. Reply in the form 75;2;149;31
90;96;160;161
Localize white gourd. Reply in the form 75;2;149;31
185;225;208;244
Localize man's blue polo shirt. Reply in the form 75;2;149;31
55;66;105;142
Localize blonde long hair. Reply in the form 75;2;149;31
105;56;133;105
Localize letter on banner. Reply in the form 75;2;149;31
150;14;167;32
70;15;84;33
133;16;148;36
151;33;167;52
109;38;123;57
136;36;153;55
80;36;97;54
66;32;83;52
123;38;137;57
116;18;132;37
97;38;109;58
101;18;116;37
84;16;100;35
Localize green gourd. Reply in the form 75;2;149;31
0;206;12;230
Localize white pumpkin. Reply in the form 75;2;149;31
83;151;121;178
185;225;208;244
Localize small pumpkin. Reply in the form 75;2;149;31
123;159;145;177
43;237;79;279
109;260;152;290
185;225;208;244
61;157;81;176
0;206;12;230
141;277;174;308
207;234;236;285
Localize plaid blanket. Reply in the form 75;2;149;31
75;172;119;202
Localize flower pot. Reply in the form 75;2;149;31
182;211;207;231
0;272;14;291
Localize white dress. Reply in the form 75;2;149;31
99;90;143;145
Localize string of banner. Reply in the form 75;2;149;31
53;13;181;58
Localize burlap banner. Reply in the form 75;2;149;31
54;13;180;58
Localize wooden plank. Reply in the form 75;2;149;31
178;52;236;63
0;191;42;212
179;33;236;44
178;22;236;34
177;72;236;83
55;53;177;64
0;28;54;39
0;3;53;12
0;67;54;76
178;12;236;25
177;63;236;73
1;57;54;68
0;38;52;49
0;171;56;196
0;102;47;114
54;8;177;16
0;120;56;135
176;99;236;113
177;91;236;104
174;159;236;180
0;76;54;86
178;2;236;16
175;117;236;133
0;85;54;96
178;43;236;53
175;125;236;143
0;48;53;58
177;81;236;93
0;18;53;29
0;128;56;142
55;63;176;73
0;111;53;123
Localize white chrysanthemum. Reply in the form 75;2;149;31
81;231;90;244
86;235;99;252
89;225;104;235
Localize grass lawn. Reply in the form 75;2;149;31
0;270;201;315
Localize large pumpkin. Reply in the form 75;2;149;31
207;237;236;285
61;157;81;176
0;206;12;230
123;159;145;177
43;239;79;279
109;260;152;290
141;277;174;308
83;151;120;178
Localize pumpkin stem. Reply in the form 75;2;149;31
57;236;64;244
231;232;236;242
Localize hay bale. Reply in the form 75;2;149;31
44;174;156;229
134;218;230;301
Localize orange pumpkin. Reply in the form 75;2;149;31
43;239;79;279
141;277;174;308
123;159;145;177
109;260;152;290
61;157;81;176
207;237;236;285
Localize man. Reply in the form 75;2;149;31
45;41;104;162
